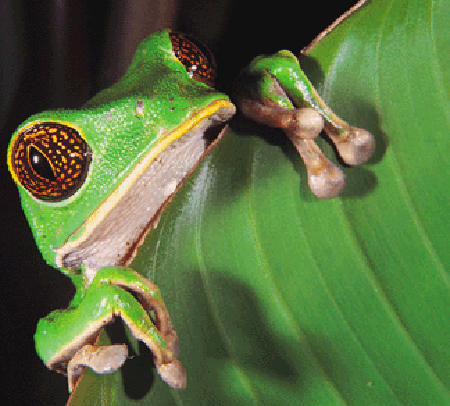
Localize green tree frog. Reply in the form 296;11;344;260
7;29;374;392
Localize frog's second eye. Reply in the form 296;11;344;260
9;122;91;202
169;31;217;87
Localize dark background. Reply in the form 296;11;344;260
1;1;356;404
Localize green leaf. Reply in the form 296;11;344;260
69;0;450;404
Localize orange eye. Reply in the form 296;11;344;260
9;122;91;202
169;31;217;87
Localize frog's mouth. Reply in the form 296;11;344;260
56;99;235;283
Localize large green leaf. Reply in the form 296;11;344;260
69;0;450;404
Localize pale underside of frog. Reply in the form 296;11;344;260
7;1;373;394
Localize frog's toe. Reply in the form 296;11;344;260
239;100;324;139
308;161;346;199
157;360;187;389
288;108;324;140
67;344;128;392
289;137;345;199
325;123;375;166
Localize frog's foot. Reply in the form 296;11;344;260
240;99;345;198
35;267;186;392
236;51;375;198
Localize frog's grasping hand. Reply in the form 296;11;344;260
235;50;375;199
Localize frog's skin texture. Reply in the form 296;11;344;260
7;30;236;391
7;27;374;392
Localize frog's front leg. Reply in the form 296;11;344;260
235;50;375;199
35;266;186;392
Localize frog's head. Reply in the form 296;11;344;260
7;30;235;278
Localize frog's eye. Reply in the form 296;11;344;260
9;122;91;202
169;31;217;87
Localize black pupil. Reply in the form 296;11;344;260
29;145;56;181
